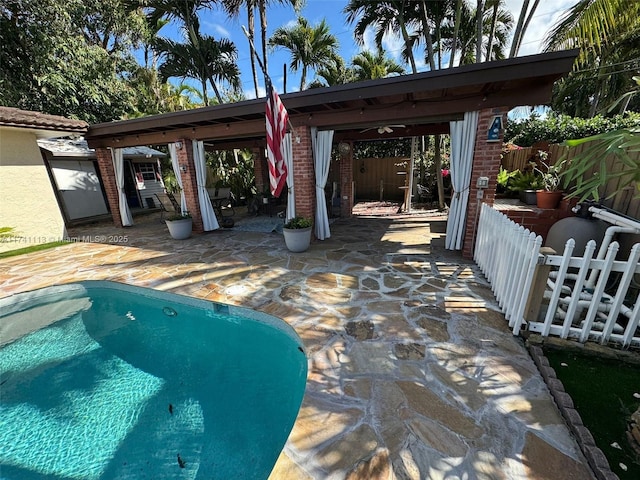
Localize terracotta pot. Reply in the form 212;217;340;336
536;190;563;209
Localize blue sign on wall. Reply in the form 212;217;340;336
487;115;503;142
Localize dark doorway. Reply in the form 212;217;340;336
123;160;141;208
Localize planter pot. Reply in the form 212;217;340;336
518;189;538;205
536;190;563;209
283;227;312;252
166;218;193;240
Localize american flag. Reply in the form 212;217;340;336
265;81;289;198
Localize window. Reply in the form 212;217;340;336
136;163;157;181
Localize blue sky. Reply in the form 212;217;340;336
157;0;578;101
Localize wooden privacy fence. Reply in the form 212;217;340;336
475;204;640;348
502;143;640;220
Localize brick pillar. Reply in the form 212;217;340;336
291;125;314;220
340;142;354;218
175;138;204;233
461;107;508;258
252;146;268;195
95;147;123;228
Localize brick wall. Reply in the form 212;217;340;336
462;107;509;258
95;147;122;228
291;126;315;220
252;146;267;194
176;139;204;233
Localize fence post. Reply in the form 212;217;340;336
524;247;556;324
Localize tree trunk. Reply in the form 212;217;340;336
201;78;209;106
419;0;436;70
449;0;463;68
476;0;484;63
486;1;499;61
259;0;268;84
247;6;260;98
510;0;530;57
397;8;418;74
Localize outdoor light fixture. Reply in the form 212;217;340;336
175;141;183;149
179;164;187;173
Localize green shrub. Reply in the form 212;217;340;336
284;216;312;229
506;112;640;147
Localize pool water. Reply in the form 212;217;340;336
0;281;308;479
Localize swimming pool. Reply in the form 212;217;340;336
0;281;308;479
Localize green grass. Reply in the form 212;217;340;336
0;241;71;259
545;348;640;479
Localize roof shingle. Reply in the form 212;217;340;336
0;106;88;133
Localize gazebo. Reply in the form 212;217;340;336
86;50;578;257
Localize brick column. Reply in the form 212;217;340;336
175;139;204;233
95;147;122;228
291;126;314;220
462;107;509;258
252;146;268;194
340;142;354;218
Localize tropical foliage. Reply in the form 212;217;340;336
268;16;340;91
560;127;640;201
506;112;640;147
544;0;640;117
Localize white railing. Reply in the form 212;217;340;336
474;203;542;335
474;203;640;348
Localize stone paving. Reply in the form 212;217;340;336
0;210;594;479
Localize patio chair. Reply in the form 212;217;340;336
155;193;178;222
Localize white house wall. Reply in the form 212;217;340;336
49;160;108;220
0;128;67;253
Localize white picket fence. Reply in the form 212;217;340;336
474;204;640;348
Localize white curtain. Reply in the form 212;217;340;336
111;148;133;226
193;140;219;231
311;127;334;240
445;111;479;250
282;133;295;220
168;143;187;215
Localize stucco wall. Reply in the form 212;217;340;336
0;128;67;253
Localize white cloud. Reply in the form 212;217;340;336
201;21;231;39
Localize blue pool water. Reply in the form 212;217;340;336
0;281;307;479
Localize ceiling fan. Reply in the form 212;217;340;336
360;124;406;134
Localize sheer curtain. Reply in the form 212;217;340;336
168;143;186;214
282;133;295;220
311;127;334;240
111;148;133;226
445;111;479;250
193;140;219;230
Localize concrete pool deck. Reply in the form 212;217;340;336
0;209;594;479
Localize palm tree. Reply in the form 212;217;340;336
157;35;240;105
344;0;421;74
544;0;640;116
440;1;512;65
221;0;260;98
257;0;305;86
268;17;339;91
308;57;356;88
351;49;404;80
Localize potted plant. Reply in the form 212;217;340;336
509;168;543;205
534;152;566;209
165;212;192;240
283;216;312;252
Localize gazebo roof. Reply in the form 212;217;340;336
86;50;578;150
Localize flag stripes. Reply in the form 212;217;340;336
265;82;289;198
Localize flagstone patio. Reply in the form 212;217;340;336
0;209;594;479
